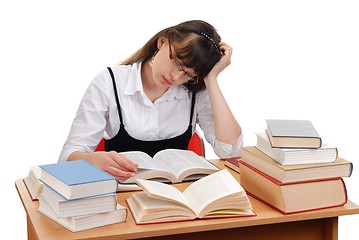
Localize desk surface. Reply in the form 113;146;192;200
16;160;359;240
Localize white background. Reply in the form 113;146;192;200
1;0;358;238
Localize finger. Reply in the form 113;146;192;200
106;165;136;180
110;151;138;172
221;46;232;57
101;152;136;177
218;42;232;52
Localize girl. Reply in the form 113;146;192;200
59;20;243;180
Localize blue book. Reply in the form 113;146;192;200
39;160;118;200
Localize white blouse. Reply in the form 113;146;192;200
58;62;243;162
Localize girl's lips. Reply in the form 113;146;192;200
162;76;172;85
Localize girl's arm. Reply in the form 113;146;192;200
203;42;242;145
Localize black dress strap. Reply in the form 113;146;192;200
107;67;124;128
189;92;196;126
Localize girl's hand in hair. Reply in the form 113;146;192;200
205;42;232;80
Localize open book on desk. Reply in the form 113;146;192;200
23;166;43;200
126;169;255;224
119;149;219;184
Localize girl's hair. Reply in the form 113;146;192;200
121;20;223;92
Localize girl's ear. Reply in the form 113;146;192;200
157;36;167;49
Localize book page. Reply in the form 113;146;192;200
120;151;170;171
154;149;218;179
129;193;196;223
120;169;176;183
182;169;244;217
136;179;192;210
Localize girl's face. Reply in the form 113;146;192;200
151;38;197;88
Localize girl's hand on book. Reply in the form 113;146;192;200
100;151;138;180
68;150;138;180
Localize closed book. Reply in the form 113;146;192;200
224;157;241;173
239;161;348;214
39;160;118;200
241;146;352;183
40;185;117;218
38;197;127;232
256;132;337;165
266;119;322;148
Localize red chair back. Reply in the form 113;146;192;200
187;131;205;157
95;138;105;151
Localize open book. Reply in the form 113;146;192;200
119;149;219;184
23;166;43;200
126;169;255;224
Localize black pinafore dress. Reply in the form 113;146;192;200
104;67;196;157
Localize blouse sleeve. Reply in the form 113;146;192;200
195;90;243;159
58;70;111;162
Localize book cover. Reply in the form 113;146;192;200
39;160;118;200
266;119;322;148
40;160;114;185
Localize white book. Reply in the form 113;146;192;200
256;132;338;165
38;197;126;232
40;185;117;218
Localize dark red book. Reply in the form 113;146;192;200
224;157;241;173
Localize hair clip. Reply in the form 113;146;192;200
198;31;223;55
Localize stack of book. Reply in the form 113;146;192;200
37;160;127;232
239;119;353;214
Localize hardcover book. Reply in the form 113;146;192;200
224;157;241;173
241;146;352;183
126;169;255;224
38;197;126;232
40;185;117;218
256;132;337;165
266;119;322;148
239;161;348;214
39;160;118;200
